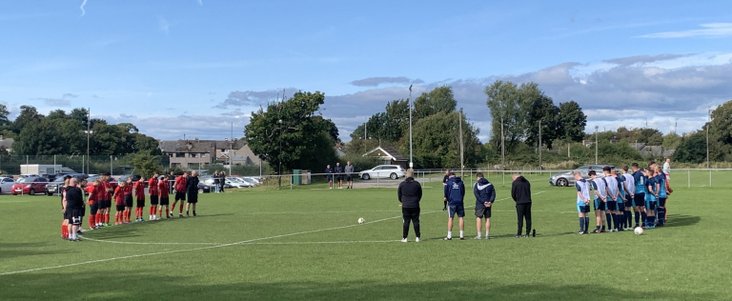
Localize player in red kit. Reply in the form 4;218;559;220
113;181;127;225
134;176;146;222
123;178;133;224
170;172;187;218
85;179;98;229
158;176;171;219
148;173;159;221
100;173;114;226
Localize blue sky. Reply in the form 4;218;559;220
1;1;732;141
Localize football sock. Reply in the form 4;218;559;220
459;231;464;238
641;212;647;224
447;231;452;239
584;217;590;232
634;211;640;225
89;215;95;228
606;213;613;229
61;224;67;239
477;231;481;237
579;218;584;232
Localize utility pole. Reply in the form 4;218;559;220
408;84;414;169
501;116;505;168
538;119;542;169
595;126;599;164
86;108;91;174
459;108;464;177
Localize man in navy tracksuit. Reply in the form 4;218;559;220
473;173;496;240
443;172;465;240
398;169;422;243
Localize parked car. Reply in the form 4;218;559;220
225;177;253;188
358;165;406;180
549;164;616;187
12;176;49;195
243;177;261;185
45;178;67;196
0;177;15;194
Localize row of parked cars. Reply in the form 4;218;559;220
1;173;264;196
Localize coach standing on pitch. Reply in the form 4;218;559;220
511;173;533;238
398;169;422;243
186;171;200;216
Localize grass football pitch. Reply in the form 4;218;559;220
1;171;731;300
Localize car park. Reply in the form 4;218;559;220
549;164;616;186
358;165;406;180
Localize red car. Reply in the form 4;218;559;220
12;176;49;195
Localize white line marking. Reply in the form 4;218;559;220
0;212;418;276
243;240;398;246
79;236;220;245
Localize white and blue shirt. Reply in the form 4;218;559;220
591;178;607;201
576;179;590;205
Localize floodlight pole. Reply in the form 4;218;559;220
408;84;413;169
500;116;505;168
538;119;542;169
86;108;91;174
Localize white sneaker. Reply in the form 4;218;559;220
474;235;482;240
415;237;420;243
401;238;408;243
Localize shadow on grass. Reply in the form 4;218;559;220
662;214;701;228
0;242;70;259
0;270;716;301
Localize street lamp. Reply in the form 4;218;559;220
277;119;283;188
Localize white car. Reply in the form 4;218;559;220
358;165;406;180
226;177;253;188
0;177;15;194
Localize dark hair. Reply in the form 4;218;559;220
476;172;484;178
588;170;597;176
622;165;629;171
448;172;455;176
631;163;639;168
602;166;611;172
102;172;111;176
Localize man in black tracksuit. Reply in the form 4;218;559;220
511;173;533;238
398;169;422;243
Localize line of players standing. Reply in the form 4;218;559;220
574;160;671;235
60;171;201;241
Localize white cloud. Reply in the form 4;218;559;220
639;23;732;39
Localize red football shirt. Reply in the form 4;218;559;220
148;178;158;196
134;180;145;199
175;176;187;192
158;180;169;198
113;186;125;205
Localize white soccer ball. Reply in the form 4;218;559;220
634;227;644;235
357;217;365;224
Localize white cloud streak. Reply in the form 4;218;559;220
639;23;732;39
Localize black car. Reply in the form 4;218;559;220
45;178;66;196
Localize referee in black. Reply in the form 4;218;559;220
398;169;422;243
63;178;85;241
511;172;533;238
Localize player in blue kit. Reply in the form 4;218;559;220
574;171;591;235
621;166;636;229
603;166;621;232
589;170;607;233
654;164;668;227
644;167;658;229
631;163;646;228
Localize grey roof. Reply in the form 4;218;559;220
0;137;14;149
159;139;247;153
363;145;407;161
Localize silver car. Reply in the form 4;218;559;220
358;165;406;180
549;164;615;186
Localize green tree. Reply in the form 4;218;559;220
708;100;732;161
557;101;587;142
12;105;43;134
485;81;538;151
130;152;162;177
526;95;561;149
414;86;456;119
0;104;10;127
674;131;707;163
245;91;338;173
412;110;481;168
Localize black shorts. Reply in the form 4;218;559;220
125;195;133;208
658;197;667;207
98;200;108;209
475;206;491;218
593;198;606;211
577;205;591;213
150;195;159;205
624;195;633;208
633;193;645;207
69;209;83;225
160;197;169;206
175;191;186;201
116;204;125;211
606;200;618;212
136;197;145;208
90;203;99;215
187;192;198;204
63;209;71;221
346;175;353;181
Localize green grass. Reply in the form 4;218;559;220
1;172;731;300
